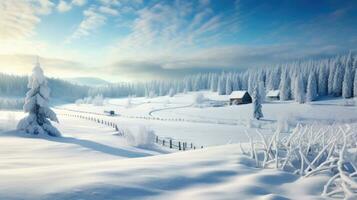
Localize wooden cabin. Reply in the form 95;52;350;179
229;91;252;105
266;90;280;101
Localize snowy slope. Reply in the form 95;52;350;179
1;92;356;199
0;119;328;200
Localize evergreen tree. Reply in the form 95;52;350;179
332;57;344;96
217;76;226;95
225;76;233;95
17;60;60;136
354;68;357;97
210;75;218;92
318;64;328;96
279;71;291;100
306;73;318;102
294;74;305;104
342;53;354;98
252;85;263;120
327;59;335;95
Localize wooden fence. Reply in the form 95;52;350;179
155;136;203;151
58;111;202;151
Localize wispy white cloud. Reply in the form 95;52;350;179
56;0;87;13
99;6;119;16
108;0;240;64
0;1;39;40
99;0;121;6
199;0;210;7
72;0;86;6
34;0;55;15
66;7;107;42
57;0;72;12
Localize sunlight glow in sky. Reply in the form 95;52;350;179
1;0;357;81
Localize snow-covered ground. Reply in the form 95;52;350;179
58;92;357;146
0;91;356;199
0;119;328;200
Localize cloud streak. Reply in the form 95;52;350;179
66;6;107;42
0;0;54;40
109;1;240;63
105;42;355;81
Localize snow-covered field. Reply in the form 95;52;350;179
58;92;357;146
1;91;356;199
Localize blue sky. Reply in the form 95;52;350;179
0;0;357;81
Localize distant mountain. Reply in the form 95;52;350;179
66;77;111;86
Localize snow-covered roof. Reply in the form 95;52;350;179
230;91;248;99
266;90;280;97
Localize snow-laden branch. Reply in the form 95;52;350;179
243;123;357;199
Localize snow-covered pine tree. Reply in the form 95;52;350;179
210;74;218;92
217;76;226;95
332;57;344;96
318;62;328;96
225;75;233;95
306;72;318;102
342;53;354;98
168;87;176;97
252;84;263;120
294;74;305;104
354;67;357;97
259;80;266;102
184;78;191;93
327;59;335;95
279;71;291;101
17;59;60;136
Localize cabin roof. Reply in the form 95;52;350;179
229;91;249;99
266;90;280;97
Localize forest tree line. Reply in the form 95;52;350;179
1;52;357;110
91;52;357;103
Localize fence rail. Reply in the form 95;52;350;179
57;111;202;151
155;136;203;151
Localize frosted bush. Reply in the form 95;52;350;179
126;96;132;108
148;91;156;99
124;126;156;148
340;98;356;106
168;88;175;97
84;97;92;104
75;99;84;106
0;98;24;110
276;116;289;133
92;94;104;106
194;93;206;105
243;123;357;199
6;113;16;130
0;113;17;131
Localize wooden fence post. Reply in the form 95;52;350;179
156;136;159;143
170;140;172;149
178;142;181;150
162;140;165;146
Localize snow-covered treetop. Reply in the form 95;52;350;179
27;60;47;91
